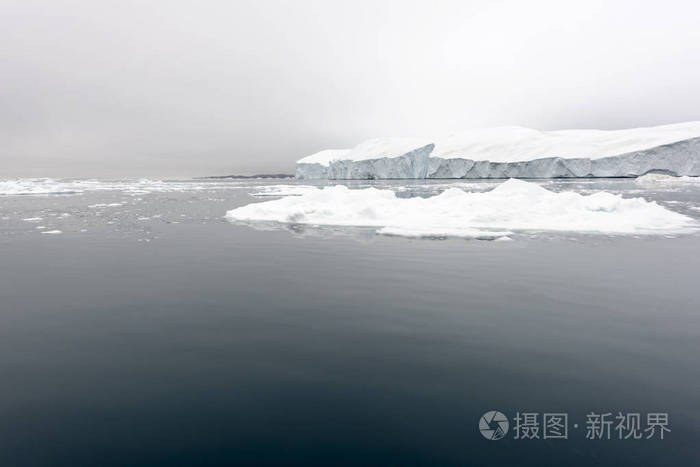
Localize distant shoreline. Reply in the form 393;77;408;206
197;174;294;180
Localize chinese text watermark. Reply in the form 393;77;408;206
479;411;670;440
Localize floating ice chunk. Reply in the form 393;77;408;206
635;173;700;185
226;179;697;239
88;203;123;208
250;185;317;197
376;226;512;240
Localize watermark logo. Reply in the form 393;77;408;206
478;410;670;440
479;411;509;440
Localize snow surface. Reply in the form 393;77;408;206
297;138;433;166
430;122;700;162
226;179;696;239
297;149;352;166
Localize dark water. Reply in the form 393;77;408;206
0;179;699;465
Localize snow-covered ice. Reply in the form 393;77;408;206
226;179;697;239
296;122;700;179
297;149;353;166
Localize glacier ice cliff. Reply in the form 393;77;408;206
296;123;700;179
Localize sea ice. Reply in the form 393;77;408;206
88;203;123;208
250;185;317;197
0;178;250;197
226;179;696;239
0;179;83;196
635;173;700;185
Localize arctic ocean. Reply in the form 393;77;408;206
1;176;700;465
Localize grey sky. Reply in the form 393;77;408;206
2;0;700;177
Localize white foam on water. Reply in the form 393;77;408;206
226;179;697;239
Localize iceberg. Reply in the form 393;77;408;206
226;179;697;239
296;122;700;179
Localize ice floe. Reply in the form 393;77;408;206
226;179;697;239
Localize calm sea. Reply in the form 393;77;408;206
1;178;699;465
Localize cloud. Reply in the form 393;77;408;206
1;0;699;177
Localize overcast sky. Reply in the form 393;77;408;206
2;0;700;177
